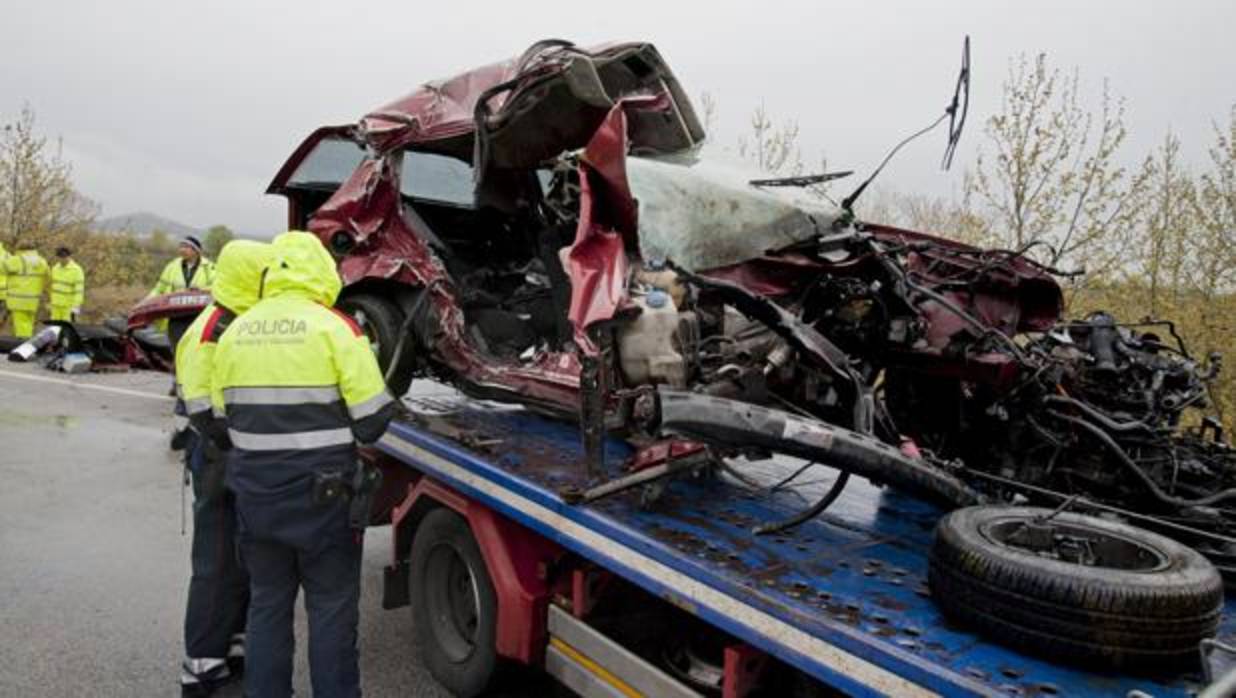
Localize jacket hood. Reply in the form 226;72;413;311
264;231;342;305
212;240;273;313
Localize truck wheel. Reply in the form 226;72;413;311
336;294;412;397
929;505;1223;670
410;508;499;697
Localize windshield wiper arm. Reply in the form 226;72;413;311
749;171;853;187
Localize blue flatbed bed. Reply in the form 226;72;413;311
376;392;1232;697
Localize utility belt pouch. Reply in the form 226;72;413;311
348;463;383;531
312;469;351;507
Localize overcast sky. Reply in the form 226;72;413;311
2;0;1233;236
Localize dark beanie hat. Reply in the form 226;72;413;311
56;247;71;257
181;235;203;252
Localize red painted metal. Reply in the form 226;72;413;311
569;567;613;619
564;103;634;353
126;289;213;331
722;643;768;698
628;440;707;473
387;473;563;664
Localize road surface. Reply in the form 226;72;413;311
0;361;478;697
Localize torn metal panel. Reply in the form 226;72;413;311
563;103;636;353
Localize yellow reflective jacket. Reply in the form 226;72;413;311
212;232;393;491
49;260;86;313
175;240;273;423
149;256;215;297
3;249;50;312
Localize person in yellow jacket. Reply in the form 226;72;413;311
149;235;215;341
174;240;272;697
3;241;50;338
150;235;215;296
49;247;86;322
211;231;395;698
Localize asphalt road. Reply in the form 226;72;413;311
0;362;458;697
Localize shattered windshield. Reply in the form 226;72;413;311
626;151;843;271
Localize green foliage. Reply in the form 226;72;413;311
203;224;235;259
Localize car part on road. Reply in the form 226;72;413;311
929;505;1224;670
410;508;500;698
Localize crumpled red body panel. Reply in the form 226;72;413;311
360;58;520;154
563;104;637;353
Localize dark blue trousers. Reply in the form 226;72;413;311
236;483;363;698
184;432;249;660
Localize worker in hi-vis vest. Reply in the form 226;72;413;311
49;247;86;322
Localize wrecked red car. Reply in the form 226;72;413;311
265;41;1048;499
266;40;1235;580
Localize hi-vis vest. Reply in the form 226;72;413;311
49;260;85;312
211;231;393;496
150;257;215;296
3;250;49;312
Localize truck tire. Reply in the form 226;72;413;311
336;294;412;397
929;505;1223;670
410;508;499;697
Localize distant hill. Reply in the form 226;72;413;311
95;212;202;240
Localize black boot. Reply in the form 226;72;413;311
226;633;245;680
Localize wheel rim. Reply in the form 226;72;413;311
980;515;1171;571
425;543;481;663
349;308;382;357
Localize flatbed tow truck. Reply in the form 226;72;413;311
367;388;1236;697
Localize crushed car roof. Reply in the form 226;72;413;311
356;40;704;159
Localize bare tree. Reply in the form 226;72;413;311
1139;132;1197;314
0;104;97;248
968;54;1149;279
1194;106;1236;300
737;104;805;175
858;187;991;245
697;91;719;133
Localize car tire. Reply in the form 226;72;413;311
336;294;413;397
410;508;499;697
929;505;1223;670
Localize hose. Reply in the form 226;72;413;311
754;471;851;535
1048;410;1236;508
1042;395;1157;435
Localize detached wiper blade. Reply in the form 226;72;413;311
749;171;853;187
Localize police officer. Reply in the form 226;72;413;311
3;240;49;338
151;235;215;296
149;235;216;343
175;240;272;696
49;247;85;322
211;231;395;698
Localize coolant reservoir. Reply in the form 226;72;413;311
618;289;690;388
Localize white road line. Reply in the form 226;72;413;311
0;369;173;402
